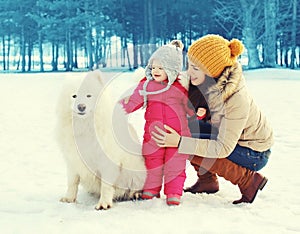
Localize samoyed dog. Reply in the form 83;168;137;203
56;69;146;210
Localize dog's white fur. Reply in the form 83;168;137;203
56;70;146;210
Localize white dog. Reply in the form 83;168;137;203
56;70;146;210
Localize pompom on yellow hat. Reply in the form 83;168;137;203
187;34;244;78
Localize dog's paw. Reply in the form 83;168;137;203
60;197;76;203
95;201;113;210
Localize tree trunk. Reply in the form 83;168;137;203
65;30;72;71
115;37;118;67
2;35;6;70
85;0;94;70
290;0;297;69
139;44;145;67
102;30;107;68
263;0;277;67
7;35;10;71
240;0;261;68
284;49;289;68
141;0;148;67
133;34;138;69
147;0;156;55
86;27;94;70
141;0;156;66
94;32;101;69
51;42;58;71
242;27;261;69
279;47;283;66
124;38;132;70
38;31;44;72
74;41;78;69
27;39;32;72
297;50;300;68
21;27;26;72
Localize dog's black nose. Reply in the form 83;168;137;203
77;104;86;112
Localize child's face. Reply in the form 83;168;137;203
151;60;168;82
187;60;206;86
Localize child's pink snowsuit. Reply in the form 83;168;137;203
121;77;194;196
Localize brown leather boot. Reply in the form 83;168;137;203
190;156;268;204
184;164;219;194
232;173;268;204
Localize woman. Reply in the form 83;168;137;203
151;34;274;204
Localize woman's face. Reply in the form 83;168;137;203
187;60;205;86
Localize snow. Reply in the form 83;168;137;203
0;68;300;234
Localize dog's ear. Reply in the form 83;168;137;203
132;67;146;83
85;70;105;86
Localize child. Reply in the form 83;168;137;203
120;40;194;206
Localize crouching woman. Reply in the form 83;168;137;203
151;34;274;204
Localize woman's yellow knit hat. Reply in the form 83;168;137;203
187;34;244;78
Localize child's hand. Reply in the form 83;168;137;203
196;107;207;120
123;96;130;104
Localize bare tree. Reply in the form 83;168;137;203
214;0;263;68
213;0;243;38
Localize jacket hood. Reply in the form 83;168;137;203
205;62;244;127
208;62;244;102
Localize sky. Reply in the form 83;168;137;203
0;68;300;234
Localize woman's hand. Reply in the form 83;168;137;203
151;125;181;147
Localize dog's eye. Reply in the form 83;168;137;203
87;94;92;98
72;94;77;98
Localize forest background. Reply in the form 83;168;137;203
0;0;299;72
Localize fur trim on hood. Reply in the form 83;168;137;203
205;62;244;127
208;62;244;102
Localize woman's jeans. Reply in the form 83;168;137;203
188;119;218;140
188;118;270;171
227;145;270;171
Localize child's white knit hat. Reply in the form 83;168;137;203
140;40;184;107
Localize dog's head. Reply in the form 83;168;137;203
58;70;105;119
70;90;95;118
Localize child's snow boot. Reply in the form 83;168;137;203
166;194;181;206
141;190;160;200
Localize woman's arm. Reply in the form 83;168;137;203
151;95;250;158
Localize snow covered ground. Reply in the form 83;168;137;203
0;68;299;234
